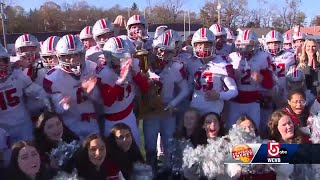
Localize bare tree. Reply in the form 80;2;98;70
311;16;320;26
200;0;248;28
199;2;217;27
276;0;302;30
146;0;184;23
220;0;248;27
40;1;63;31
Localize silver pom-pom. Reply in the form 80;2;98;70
310;114;320;143
228;125;260;146
165;138;192;174
182;144;204;179
131;162;153;180
53;169;80;180
202;138;229;179
50;140;80;167
182;138;229;179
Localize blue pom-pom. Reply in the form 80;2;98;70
50;140;80;168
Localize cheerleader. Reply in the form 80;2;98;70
5;141;56;180
106;123;144;179
33;110;79;168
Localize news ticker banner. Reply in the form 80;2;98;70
224;143;320;164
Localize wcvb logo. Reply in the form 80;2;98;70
268;142;280;157
268;142;288;157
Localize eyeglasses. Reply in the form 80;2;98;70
115;133;132;141
290;100;306;106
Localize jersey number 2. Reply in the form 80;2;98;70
0;88;20;110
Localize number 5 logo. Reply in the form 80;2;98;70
268;142;280;157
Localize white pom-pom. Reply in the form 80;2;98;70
226;164;241;178
310;114;320;143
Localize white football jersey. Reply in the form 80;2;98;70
231;51;273;103
0;69;33;126
43;60;99;133
96;58;139;114
271;50;296;92
190;55;237;114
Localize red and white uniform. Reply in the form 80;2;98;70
271;50;296;94
0;69;47;142
43;60;100;138
190;55;238;115
227;51;274;128
96;58;149;145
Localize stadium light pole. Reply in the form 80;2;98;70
0;0;6;48
217;0;221;24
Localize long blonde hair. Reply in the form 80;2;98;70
298;39;320;68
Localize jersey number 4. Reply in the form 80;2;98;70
0;88;20;110
271;63;285;77
117;85;132;101
194;71;213;91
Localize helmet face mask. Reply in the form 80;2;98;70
283;43;292;50
82;38;95;50
194;42;214;59
154;47;175;61
18;46;39;66
42;55;58;68
215;35;227;50
129;24;146;40
59;53;83;76
294;39;305;49
96;32;114;48
267;41;282;55
237;43;255;59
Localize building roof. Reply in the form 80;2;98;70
284;26;320;35
237;27;273;38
